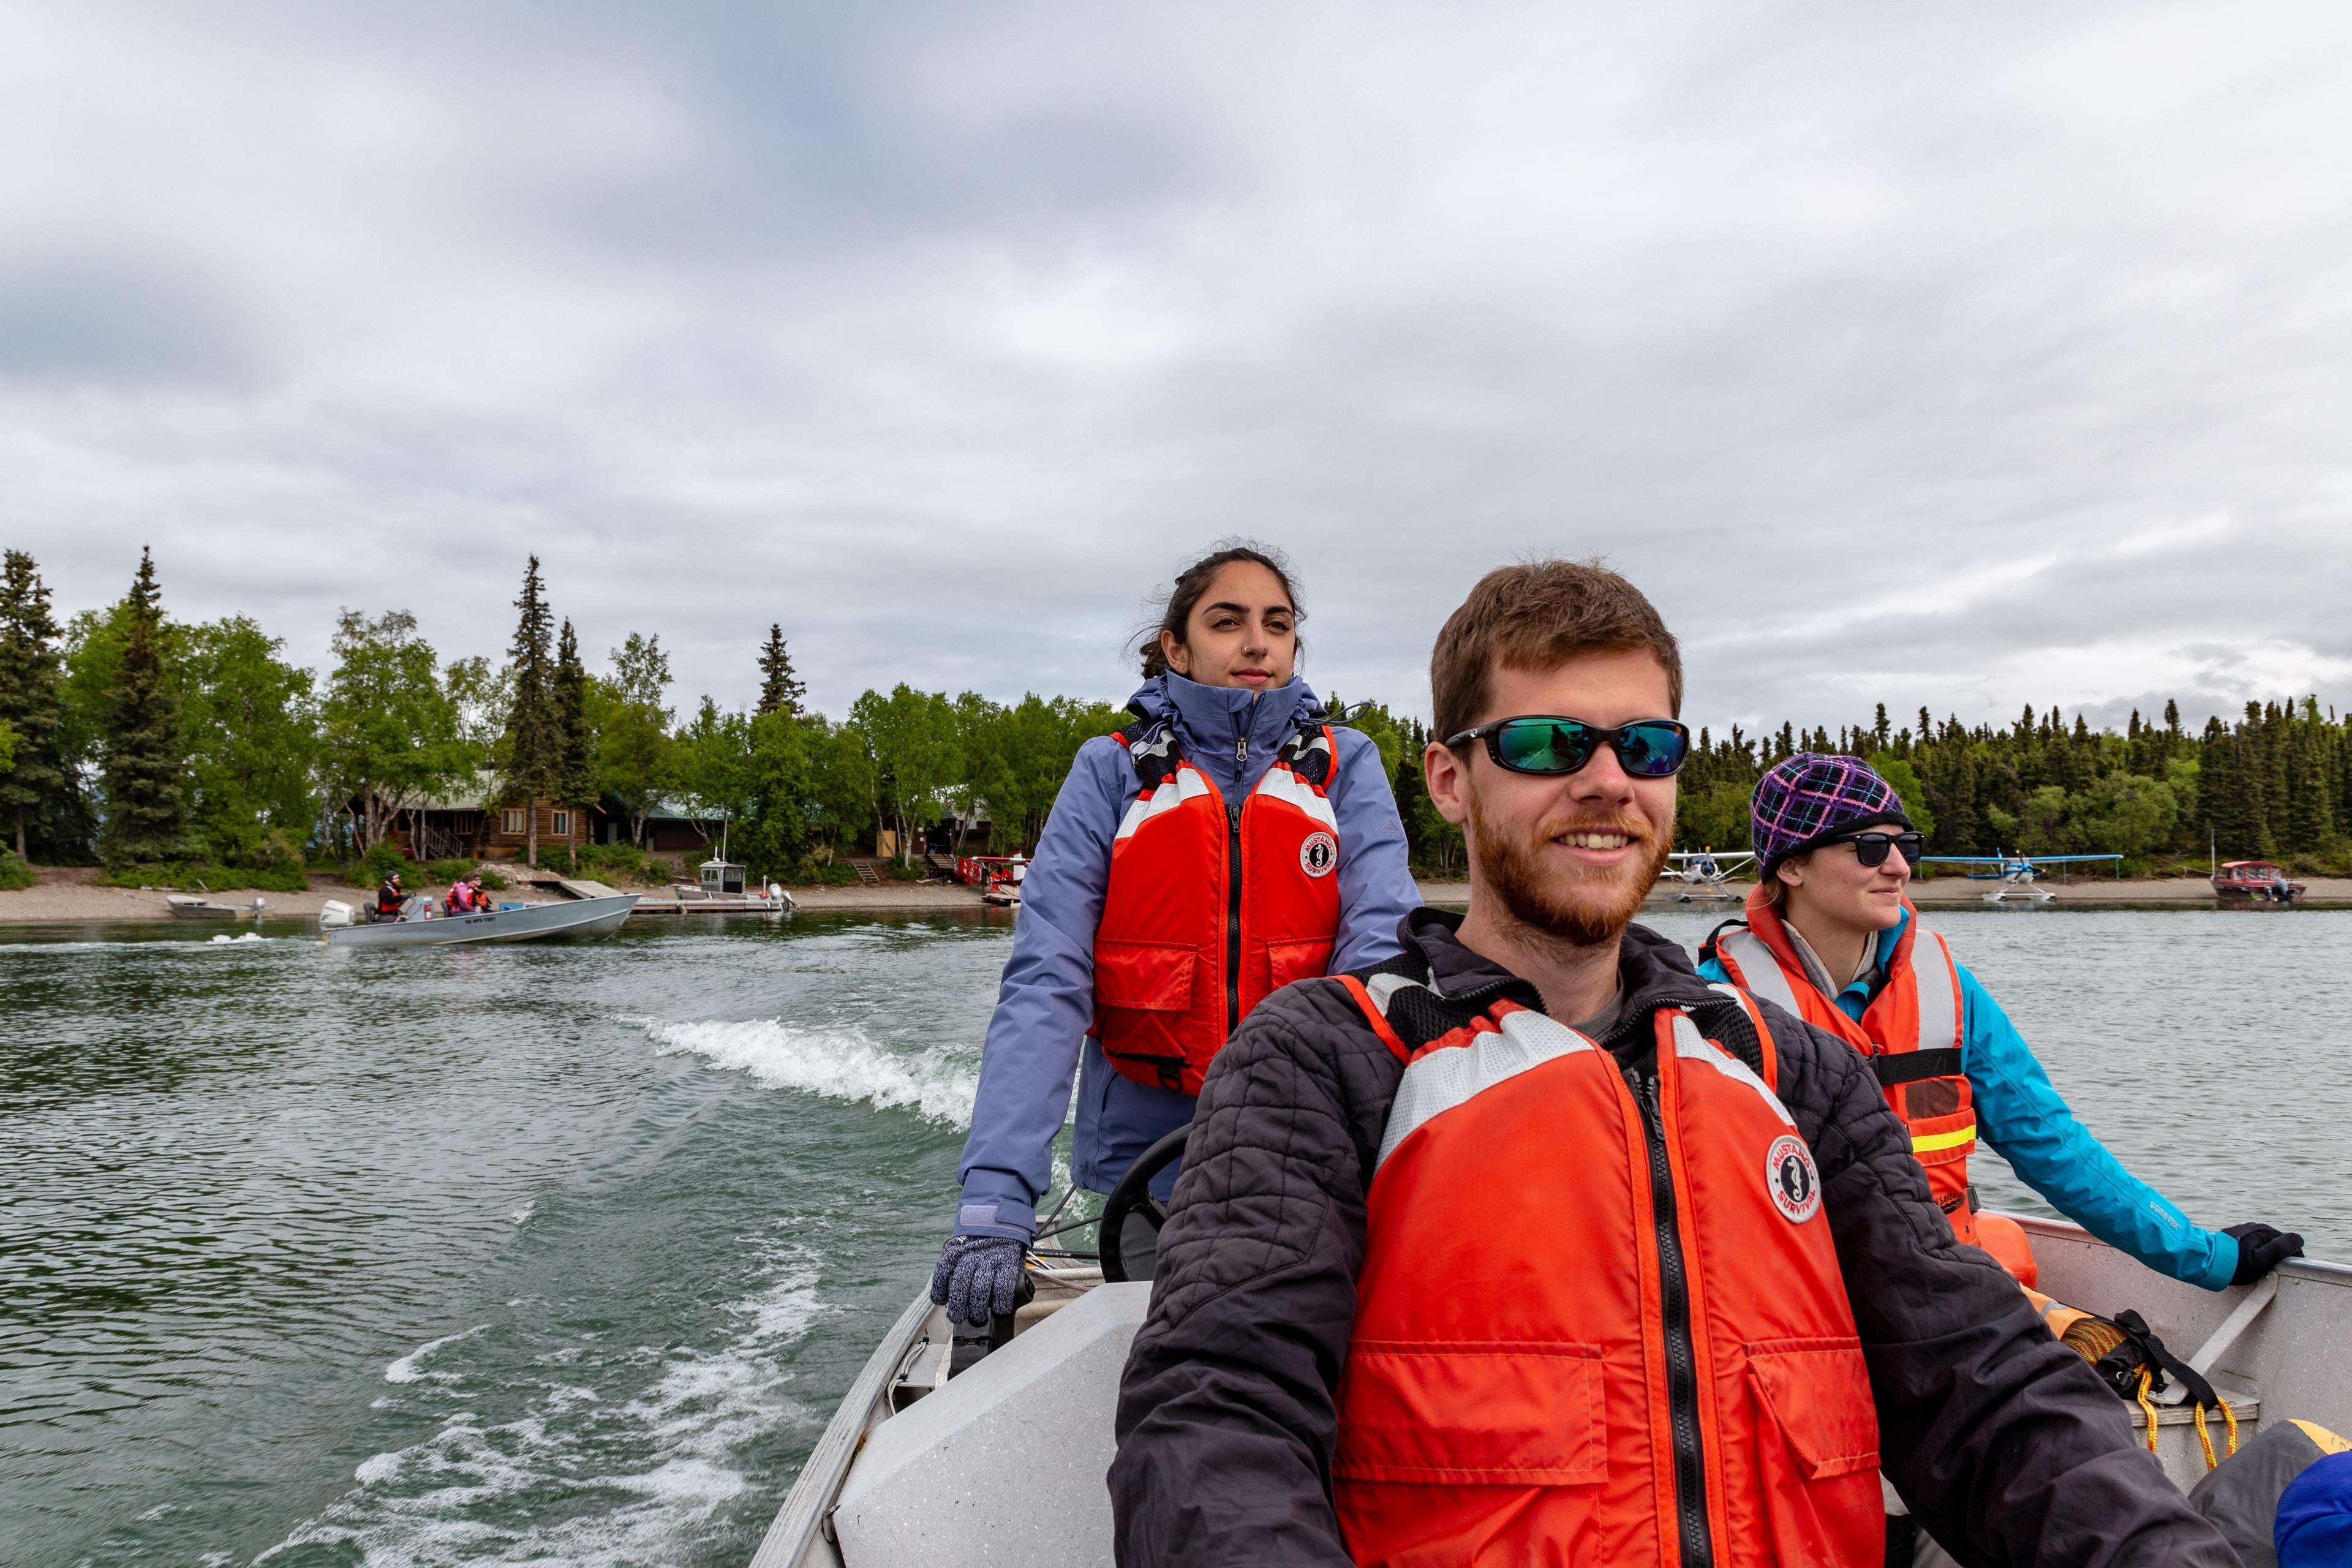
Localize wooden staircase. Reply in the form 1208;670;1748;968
851;859;884;886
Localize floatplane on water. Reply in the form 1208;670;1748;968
746;1128;2352;1568
1918;851;2123;903
1661;849;1755;901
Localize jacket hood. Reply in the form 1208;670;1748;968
1398;906;1720;1056
1125;672;1327;792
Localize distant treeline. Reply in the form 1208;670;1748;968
2;547;2342;881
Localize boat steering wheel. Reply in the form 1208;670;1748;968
1098;1126;1190;1284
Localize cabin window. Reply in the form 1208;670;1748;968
502;809;526;834
551;811;571;837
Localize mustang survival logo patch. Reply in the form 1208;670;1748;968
1766;1134;1821;1223
1298;832;1338;878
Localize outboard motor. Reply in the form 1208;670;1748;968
318;899;355;930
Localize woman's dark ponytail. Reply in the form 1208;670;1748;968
1137;542;1305;679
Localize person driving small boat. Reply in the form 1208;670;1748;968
1109;559;2236;1567
1698;752;2305;1293
930;543;1419;1328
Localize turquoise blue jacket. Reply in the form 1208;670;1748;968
1698;906;2237;1291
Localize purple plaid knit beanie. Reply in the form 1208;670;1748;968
1751;753;1912;878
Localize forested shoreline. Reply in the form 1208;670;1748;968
2;546;2347;890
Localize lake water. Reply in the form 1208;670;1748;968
4;907;2348;1567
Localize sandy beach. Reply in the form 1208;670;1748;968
9;866;2350;925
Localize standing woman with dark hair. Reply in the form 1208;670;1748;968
931;545;1420;1326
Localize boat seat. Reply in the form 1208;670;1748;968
830;1282;1148;1568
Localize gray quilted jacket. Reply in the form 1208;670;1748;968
1109;907;2236;1568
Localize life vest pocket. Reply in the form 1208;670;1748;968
1333;1341;1604;1484
1092;941;1197;1012
1746;1338;1883;1567
1262;936;1335;994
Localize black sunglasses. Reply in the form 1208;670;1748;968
1446;715;1691;778
1820;829;1924;867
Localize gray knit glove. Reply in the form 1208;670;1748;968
929;1235;1027;1327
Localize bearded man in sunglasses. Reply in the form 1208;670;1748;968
1698;753;2303;1298
1111;559;2230;1568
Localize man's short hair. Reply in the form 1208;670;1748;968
1430;559;1683;742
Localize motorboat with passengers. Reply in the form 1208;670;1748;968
745;1131;2352;1567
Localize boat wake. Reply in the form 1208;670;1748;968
258;1253;825;1567
641;1018;981;1128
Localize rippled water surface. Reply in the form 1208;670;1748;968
4;907;2348;1567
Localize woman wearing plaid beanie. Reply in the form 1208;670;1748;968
1697;752;2302;1293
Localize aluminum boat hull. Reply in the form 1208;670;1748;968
323;893;639;947
748;1216;2352;1568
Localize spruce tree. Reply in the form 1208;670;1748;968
0;550;70;859
757;624;806;718
552;618;598;829
99;548;189;864
499;556;559;863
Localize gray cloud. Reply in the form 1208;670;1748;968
3;0;2350;740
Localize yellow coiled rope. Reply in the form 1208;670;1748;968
2071;1317;2237;1469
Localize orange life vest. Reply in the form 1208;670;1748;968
1092;719;1344;1095
1706;894;1983;1250
1330;970;1883;1568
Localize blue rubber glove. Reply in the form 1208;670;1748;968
929;1235;1027;1327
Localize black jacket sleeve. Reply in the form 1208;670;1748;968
1758;1001;2238;1568
1110;980;1390;1568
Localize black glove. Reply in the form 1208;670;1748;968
2223;1222;2304;1284
929;1234;1027;1327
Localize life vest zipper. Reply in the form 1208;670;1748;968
1225;801;1243;1033
1634;1068;1714;1568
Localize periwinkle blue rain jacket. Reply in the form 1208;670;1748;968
952;673;1421;1242
1699;904;2239;1290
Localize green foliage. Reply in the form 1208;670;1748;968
355;841;412;888
597;632;676;841
0;714;14;775
788;858;862;886
1676;780;1754;854
1864;753;1937;842
104;860;309;892
181;616;320;866
99;549;192;864
552;619;597;810
851;684;960;865
756;624;805;718
0;846;34;890
322;609;470;854
497;556;560;856
0;549;75;859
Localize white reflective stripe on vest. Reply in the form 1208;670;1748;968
1911;927;1964;1052
1113;764;1213;842
1376;1000;1596;1170
1668;1011;1795;1128
1250;763;1340;831
1716;928;1803;1017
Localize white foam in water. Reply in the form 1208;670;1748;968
259;1254;825;1567
644;1017;981;1128
208;931;267;944
384;1325;488;1385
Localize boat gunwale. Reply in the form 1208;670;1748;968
749;1291;935;1568
2014;1213;2352;1286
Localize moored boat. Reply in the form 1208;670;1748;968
166;894;263;919
748;1215;2352;1568
322;891;639;947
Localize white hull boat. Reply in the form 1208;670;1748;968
747;1215;2352;1568
322;892;639;947
167;894;263;919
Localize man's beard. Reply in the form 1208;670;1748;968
1467;796;1672;947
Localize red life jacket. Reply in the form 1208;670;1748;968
1705;892;1983;1249
1092;718;1344;1095
1330;968;1882;1568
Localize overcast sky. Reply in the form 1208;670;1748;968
5;2;2351;739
